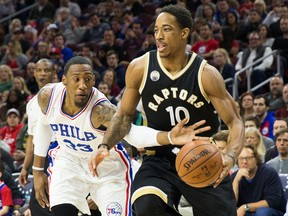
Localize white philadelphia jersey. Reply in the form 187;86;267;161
46;83;108;157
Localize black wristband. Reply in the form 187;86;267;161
98;143;110;150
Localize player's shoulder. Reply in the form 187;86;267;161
38;83;60;113
128;52;149;71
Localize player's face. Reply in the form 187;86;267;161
63;64;95;108
34;61;54;88
154;12;188;58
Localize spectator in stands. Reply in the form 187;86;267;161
254;95;275;139
0;108;24;156
0;40;28;76
244;115;274;150
48;47;65;81
136;27;156;58
190;17;206;45
202;3;216;27
11;27;31;55
272;17;288;79
245;126;266;159
238;0;254;20
269;5;288;38
53;33;73;64
110;17;125;41
98;29;126;62
262;2;282;29
267;129;288;174
62;15;87;46
235;31;273;95
25;62;38;95
102;69;121;97
191;22;219;62
231;145;287;216
265;118;288;162
82;13;110;43
26;23;58;61
237;9;262;45
55;7;71;33
264;75;284;112
224;10;240;40
254;0;267;21
275;84;288;119
239;92;255;119
12;76;31;102
258;24;275;47
0;89;26;126
0;65;13;93
212;48;235;95
29;40;50;63
0;0;15;20
195;0;216;19
97;81;118;106
213;0;238;26
56;0;81;18
23;25;38;45
27;0;55;22
3;18;22;46
122;19;146;61
106;50;126;89
0;160;13;216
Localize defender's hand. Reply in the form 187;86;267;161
89;147;110;177
170;119;211;145
33;171;49;208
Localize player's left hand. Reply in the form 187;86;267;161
213;153;234;187
88;146;110;177
170;118;211;145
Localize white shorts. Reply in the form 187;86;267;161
49;144;132;216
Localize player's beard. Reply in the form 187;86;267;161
74;99;88;108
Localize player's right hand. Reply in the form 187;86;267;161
33;171;49;208
88;147;110;177
19;168;30;188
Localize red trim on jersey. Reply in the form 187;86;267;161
114;145;132;216
46;85;56;115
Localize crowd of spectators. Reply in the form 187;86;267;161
1;0;288;214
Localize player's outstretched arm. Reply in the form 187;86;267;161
32;85;53;208
202;64;245;187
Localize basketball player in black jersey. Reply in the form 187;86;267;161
90;4;245;216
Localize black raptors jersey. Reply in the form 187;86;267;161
140;50;219;139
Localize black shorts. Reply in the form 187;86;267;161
131;154;236;216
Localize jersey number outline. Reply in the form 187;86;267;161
64;139;93;152
166;106;190;126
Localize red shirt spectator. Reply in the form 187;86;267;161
0;108;24;156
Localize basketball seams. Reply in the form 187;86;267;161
182;152;222;187
176;143;212;172
179;148;219;178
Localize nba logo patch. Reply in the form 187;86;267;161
150;70;160;81
106;202;122;216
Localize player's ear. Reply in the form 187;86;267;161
62;75;67;86
182;28;190;40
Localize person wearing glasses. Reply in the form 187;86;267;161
231;145;286;216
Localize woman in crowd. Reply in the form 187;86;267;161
245;127;266;160
239;92;255;120
12;76;31;102
213;48;235;95
0;65;13;93
102;69;121;97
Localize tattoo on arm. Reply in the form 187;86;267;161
103;114;133;146
92;102;117;128
37;86;52;114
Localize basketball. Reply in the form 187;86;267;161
175;140;223;188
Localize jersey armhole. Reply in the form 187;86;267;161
139;52;150;94
198;60;210;103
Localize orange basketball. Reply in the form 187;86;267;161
175;140;223;188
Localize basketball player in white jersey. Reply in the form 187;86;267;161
32;56;210;216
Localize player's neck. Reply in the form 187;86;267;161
162;52;189;74
62;99;82;116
